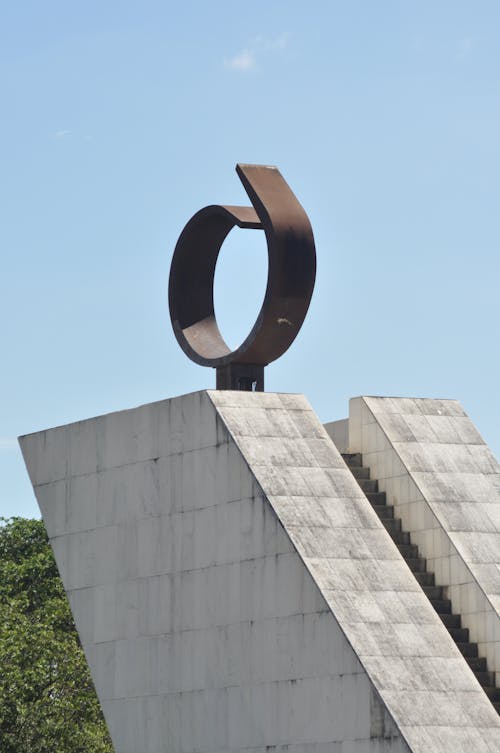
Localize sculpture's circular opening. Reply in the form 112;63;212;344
213;227;268;350
168;163;316;371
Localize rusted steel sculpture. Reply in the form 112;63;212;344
169;164;316;390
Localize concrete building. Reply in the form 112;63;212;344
20;391;500;753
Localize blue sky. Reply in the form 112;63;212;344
1;1;499;518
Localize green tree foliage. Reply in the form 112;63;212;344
0;517;113;753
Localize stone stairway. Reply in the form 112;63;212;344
342;451;500;714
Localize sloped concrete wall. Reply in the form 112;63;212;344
349;396;500;686
324;419;349;454
212;392;500;752
20;391;500;753
20;392;404;753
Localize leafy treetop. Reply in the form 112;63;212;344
0;517;113;753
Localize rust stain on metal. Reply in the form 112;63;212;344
168;163;316;390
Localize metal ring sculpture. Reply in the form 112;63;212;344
169;164;316;390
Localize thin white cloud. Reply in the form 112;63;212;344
54;129;71;140
457;37;474;61
0;438;17;451
263;32;290;51
225;32;290;73
225;49;256;72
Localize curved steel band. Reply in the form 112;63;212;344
168;164;316;387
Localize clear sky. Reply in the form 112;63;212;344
1;1;499;518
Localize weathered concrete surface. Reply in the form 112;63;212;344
324;418;349;454
20;391;500;753
349;396;500;688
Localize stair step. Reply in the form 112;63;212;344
439;613;461;628
373;505;394;520
413;571;435;587
474;671;496;688
366;491;387;505
397;543;419;558
382;518;401;533
344;454;500;715
422;585;444;600
482;686;500;701
406;557;427;573
457;642;478;658
429;598;452;614
447;626;469;642
357;479;379;493
350;466;370;480
466;656;486;672
389;530;411;545
342;453;362;467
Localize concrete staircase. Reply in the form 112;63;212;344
342;451;500;715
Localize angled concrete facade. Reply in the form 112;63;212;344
20;391;500;753
347;396;500;687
